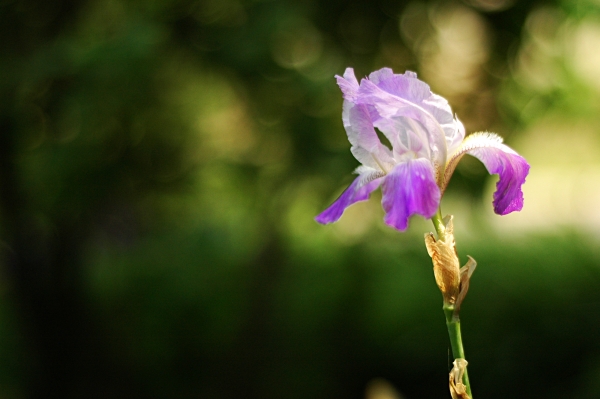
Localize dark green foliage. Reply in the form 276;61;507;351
0;0;595;398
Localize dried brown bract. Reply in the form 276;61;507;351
449;358;470;399
425;216;476;313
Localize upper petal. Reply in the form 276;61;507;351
372;116;430;161
337;70;395;170
356;73;448;183
344;102;394;169
445;114;466;156
336;67;360;101
381;159;441;231
446;133;530;215
366;69;464;151
315;170;384;224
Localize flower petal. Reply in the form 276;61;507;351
370;69;462;147
381;159;441;231
315;171;384;224
336;67;360;101
372;116;430;160
447;133;530;215
344;103;394;169
364;69;464;158
337;69;395;171
356;73;449;183
446;114;466;155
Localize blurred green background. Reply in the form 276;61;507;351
2;0;600;398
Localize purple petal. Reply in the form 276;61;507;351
315;173;384;224
366;69;461;144
357;76;448;178
446;115;466;155
336;68;360;101
367;68;396;84
345;103;394;168
381;159;440;231
368;69;432;105
458;133;530;215
337;68;395;170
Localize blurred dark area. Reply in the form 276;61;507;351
2;0;600;398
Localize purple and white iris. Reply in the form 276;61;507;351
316;67;530;231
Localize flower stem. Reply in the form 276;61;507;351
431;208;445;240
432;210;473;398
444;305;473;398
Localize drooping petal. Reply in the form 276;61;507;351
381;158;441;231
315;170;384;224
446;132;530;215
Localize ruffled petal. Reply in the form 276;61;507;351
368;69;432;106
371;71;460;146
372;116;429;160
445;115;466;156
344;103;394;169
315;171;384;224
450;133;530;215
337;68;395;170
356;76;448;182
362;69;464;157
336;68;360;101
381;159;441;231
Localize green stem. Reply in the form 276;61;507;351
431;208;473;397
431;208;445;240
444;305;473;398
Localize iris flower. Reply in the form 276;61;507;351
316;68;530;231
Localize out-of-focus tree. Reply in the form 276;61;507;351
3;1;600;399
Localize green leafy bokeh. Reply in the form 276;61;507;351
1;1;600;398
